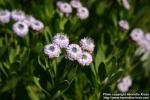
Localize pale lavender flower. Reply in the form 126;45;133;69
130;28;144;42
77;52;93;66
52;33;69;48
122;76;132;87
44;43;61;58
122;0;130;10
11;10;25;21
117;82;129;92
145;33;150;42
57;2;72;14
70;0;82;9
31;20;44;31
56;1;63;7
66;44;82;61
0;10;11;24
118;19;129;31
13;21;29;37
77;7;89;20
80;37;95;53
23;15;36;26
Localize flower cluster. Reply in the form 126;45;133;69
56;0;89;20
130;28;150;61
44;33;94;66
117;76;132;92
0;9;44;37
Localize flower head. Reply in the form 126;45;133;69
0;10;11;24
145;33;150;42
117;75;132;92
80;37;95;53
122;0;130;10
12;21;29;37
130;28;144;42
117;82;129;92
44;43;61;58
11;10;25;21
52;33;69;48
119;19;129;31
23;15;36;26
122;76;132;87
31;20;44;32
66;44;82;61
77;52;93;66
77;7;89;20
57;2;72;14
70;0;82;9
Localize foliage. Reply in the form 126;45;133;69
0;0;150;100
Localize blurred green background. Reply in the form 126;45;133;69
0;0;150;100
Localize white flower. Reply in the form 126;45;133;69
23;15;36;26
77;52;93;66
0;10;11;24
44;43;61;58
118;20;129;31
77;7;89;20
11;10;25;21
12;21;29;37
58;2;72;14
80;37;95;53
122;0;130;10
66;44;82;61
70;0;82;9
122;76;132;87
117;82;129;92
52;33;69;48
130;28;144;42
31;20;44;31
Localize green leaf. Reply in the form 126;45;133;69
0;77;19;93
26;86;39;100
95;45;105;71
98;62;106;82
9;48;16;64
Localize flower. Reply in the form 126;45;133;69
117;82;129;92
31;20;44;31
0;10;11;24
44;43;61;58
77;52;93;66
76;7;89;20
122;76;132;87
57;2;72;14
70;0;82;9
118;19;129;31
137;37;149;49
12;21;29;37
145;33;150;42
23;15;36;26
66;44;82;61
80;37;95;53
52;33;69;48
130;28;144;42
122;0;130;10
11;10;25;21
